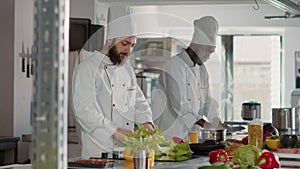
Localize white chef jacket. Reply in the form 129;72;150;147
72;51;153;157
152;50;219;141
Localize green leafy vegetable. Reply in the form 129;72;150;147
234;145;261;169
296;138;300;148
122;125;192;161
268;135;280;140
122;125;174;156
155;142;192;161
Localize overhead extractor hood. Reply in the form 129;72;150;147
264;0;300;18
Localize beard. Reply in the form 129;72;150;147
108;46;128;65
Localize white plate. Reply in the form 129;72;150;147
274;152;300;159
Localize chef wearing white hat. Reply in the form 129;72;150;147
152;16;227;141
72;6;154;157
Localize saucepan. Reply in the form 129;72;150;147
199;128;227;143
198;126;245;143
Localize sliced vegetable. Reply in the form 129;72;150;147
263;133;273;141
268;135;280;140
241;136;248;145
258;152;280;169
209;149;228;164
172;136;184;144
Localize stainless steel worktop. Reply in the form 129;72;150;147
0;156;210;169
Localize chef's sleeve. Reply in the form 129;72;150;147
72;63;117;135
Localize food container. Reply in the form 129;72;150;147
248;118;263;149
241;101;261;121
265;139;283;150
199;129;226;143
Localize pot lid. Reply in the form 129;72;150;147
242;101;261;105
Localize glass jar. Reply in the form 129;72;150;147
248;118;263;149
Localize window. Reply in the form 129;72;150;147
210;35;282;123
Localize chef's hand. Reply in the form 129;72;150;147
197;118;228;129
113;128;134;143
196;119;211;128
143;122;154;134
217;122;229;129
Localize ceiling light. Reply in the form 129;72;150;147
264;0;300;15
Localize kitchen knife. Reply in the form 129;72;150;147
19;42;26;72
26;47;31;78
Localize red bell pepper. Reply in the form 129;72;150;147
263;133;273;141
258;152;281;169
209;149;229;164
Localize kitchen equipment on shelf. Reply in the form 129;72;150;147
272;108;297;134
241;101;261;121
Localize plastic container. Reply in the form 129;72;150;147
248;118;263;149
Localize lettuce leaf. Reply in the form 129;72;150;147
234;145;261;169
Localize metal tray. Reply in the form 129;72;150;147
189;142;225;155
68;159;114;168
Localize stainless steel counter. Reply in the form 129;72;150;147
113;155;210;169
0;157;295;169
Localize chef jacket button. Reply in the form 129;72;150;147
114;143;118;146
113;104;115;107
126;122;129;126
188;99;191;101
187;83;190;86
112;84;114;87
198;83;200;86
123;84;125;87
125;103;127;106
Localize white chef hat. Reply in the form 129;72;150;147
191;16;219;46
106;6;136;40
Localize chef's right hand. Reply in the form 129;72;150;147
113;128;135;143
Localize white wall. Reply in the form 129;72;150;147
14;0;34;138
70;0;95;23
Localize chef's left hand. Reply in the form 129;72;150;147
217;122;229;129
143;122;154;134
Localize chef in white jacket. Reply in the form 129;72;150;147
152;16;227;141
72;6;154;157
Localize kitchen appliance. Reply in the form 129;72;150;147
241;101;261;120
290;89;300;134
272;108;297;133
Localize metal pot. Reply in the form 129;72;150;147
199;129;226;143
241;101;261;120
272;108;298;133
